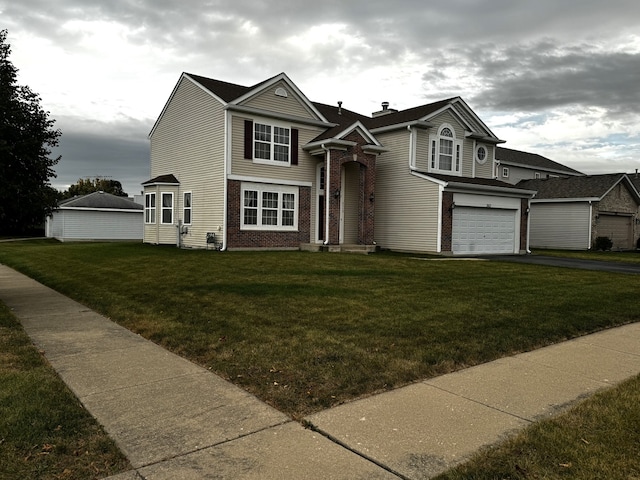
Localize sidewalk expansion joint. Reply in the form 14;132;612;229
131;419;293;471
303;421;408;480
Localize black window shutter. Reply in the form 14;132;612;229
244;120;253;159
291;128;299;165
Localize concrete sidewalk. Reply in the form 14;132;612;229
1;263;639;479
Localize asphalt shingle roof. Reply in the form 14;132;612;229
142;174;180;185
59;192;143;210
518;173;633;200
497;147;583;176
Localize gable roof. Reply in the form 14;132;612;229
518;173;640;202
58;192;143;210
497;147;584;176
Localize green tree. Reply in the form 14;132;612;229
0;29;61;235
63;177;129;199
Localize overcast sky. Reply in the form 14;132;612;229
3;0;640;196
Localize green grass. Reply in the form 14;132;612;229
435;374;640;480
0;302;130;480
533;248;640;264
1;241;638;420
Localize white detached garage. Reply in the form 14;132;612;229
46;191;144;242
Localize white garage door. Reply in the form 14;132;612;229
452;207;516;255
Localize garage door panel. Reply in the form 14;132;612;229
598;214;632;249
452;207;516;255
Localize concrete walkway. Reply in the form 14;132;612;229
1;264;639;479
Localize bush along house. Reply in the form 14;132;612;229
143;72;536;255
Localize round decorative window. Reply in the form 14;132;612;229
476;145;488;164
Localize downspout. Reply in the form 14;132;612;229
322;144;331;245
221;109;230;251
407;125;415;170
176;184;181;248
588;201;593;250
526;199;531;254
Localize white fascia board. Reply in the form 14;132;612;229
226;104;335;129
531;197;599;204
450;98;504;142
303;139;357;153
335;121;381;146
230;73;329;123
362;145;388;155
445;182;537;198
227;174;312;188
370;120;434;134
59;207;143;213
465;132;506;145
410;170;448;187
149;73;227;138
142;182;180;187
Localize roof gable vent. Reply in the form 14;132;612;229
275;87;288;98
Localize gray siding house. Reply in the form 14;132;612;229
496;147;584;185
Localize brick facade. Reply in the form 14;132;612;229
325;131;376;245
226;180;311;249
441;192;454;252
520;198;529;251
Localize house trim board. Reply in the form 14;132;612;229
227;174;312;188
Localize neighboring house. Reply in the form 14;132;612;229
496;146;584;185
143;72;536;255
46;191;144;242
518;174;640;250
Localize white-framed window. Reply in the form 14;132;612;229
502;167;510;178
534;172;541;179
241;183;298;230
161;192;173;224
144;193;156;224
254;122;290;164
476;145;488;164
429;124;462;174
183;192;192;225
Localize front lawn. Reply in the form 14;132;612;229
533;248;640;264
1;241;639;419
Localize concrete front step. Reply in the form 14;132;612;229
299;244;376;254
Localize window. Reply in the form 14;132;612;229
502;167;510;178
183;192;192;225
534;172;541;179
254;122;290;164
430;124;462;174
161;193;173;224
241;183;298;230
476;145;487;164
144;193;156;224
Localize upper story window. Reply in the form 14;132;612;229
254;122;290;163
476;145;488;164
144;193;156;224
430;124;462;175
502;167;510;178
244;119;299;166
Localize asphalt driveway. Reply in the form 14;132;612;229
486;254;640;275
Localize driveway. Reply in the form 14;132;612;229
486;254;640;275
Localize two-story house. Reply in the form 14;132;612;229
143;72;536;255
496;146;584;185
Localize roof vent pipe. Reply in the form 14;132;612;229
337;101;342;115
382;101;389;111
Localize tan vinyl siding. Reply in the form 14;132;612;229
242;81;317;119
375;130;441;252
149;76;226;247
529;202;591;250
415;129;430;171
474;144;495;179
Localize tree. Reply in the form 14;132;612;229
0;29;61;235
62;177;129;199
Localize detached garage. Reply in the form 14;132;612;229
519;174;640;250
46;191;144;242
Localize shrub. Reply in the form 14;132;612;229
594;236;613;251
